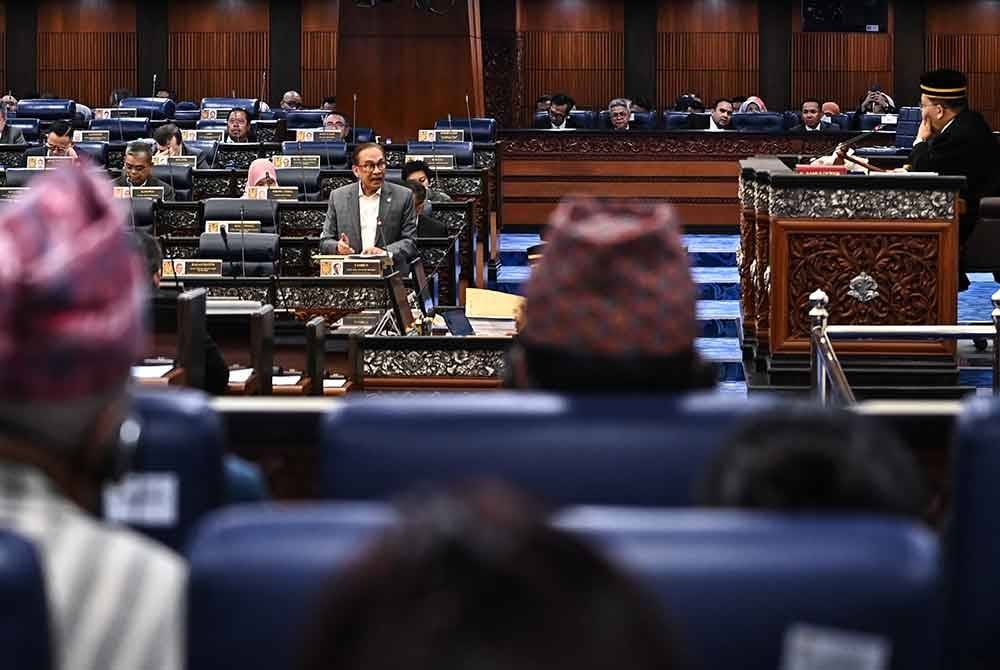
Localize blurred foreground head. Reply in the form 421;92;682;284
506;196;715;391
301;484;681;670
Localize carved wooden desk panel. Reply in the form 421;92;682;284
498;131;892;229
739;163;965;358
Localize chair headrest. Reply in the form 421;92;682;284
404;141;473;166
196;119;228;130
276;168;320;191
90;117;151;140
204;198;278;228
118;196;156;230
16;99;76;120
199;232;280;262
662;111;693;129
73;142;109;165
280;140;348;167
119;97;176;120
730;112;785;133
175;109;202;122
285;110;329;129
200;98;261;119
152;164;194;185
176;101;199;111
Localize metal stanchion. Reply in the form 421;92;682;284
809;289;830;404
992;289;1000;396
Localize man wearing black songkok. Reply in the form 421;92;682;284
909;68;1000;291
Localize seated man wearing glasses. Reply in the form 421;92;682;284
319;142;417;273
24;120;78;162
112;142;176;201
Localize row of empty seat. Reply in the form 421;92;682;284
533;108;908;132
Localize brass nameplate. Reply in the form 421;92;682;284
154;154;198;167
205;220;262;234
200;108;226;120
342;258;385;276
195;130;224;143
295;129;342;142
26;156;45;170
340;310;384;327
163;259;224;278
0;187;29;200
418;129;464;142
115;186;165;199
73;130;110;142
95;108;137;119
271;155;321;169
405;154;455;170
266;186;299;201
28;156;73;170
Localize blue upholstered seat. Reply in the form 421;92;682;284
275;168;320;200
8;118;39;142
103;389;226;551
855;106;921;157
152;164;194;201
204;198;278;233
73;141;109;166
195;119;227;131
119;97;176;120
731;112;785;133
284;110;328;130
404;141;474;167
0;530;51;670
319;392;776;506
199;232;280;276
663;111;693;129
280;140;348;168
433;117;497;141
90;117;151;141
597;110;657;129
16;99;76;121
201;97;260;119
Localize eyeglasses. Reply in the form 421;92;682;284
123;162;149;173
46;144;70;155
358;160;387;172
919;102;942;110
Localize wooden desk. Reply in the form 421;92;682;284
497;130;893;230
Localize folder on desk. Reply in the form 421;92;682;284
465;289;524;320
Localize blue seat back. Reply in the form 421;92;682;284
187;503;395;670
90;117;151;141
404;141;474;167
895;106;921;148
120;96;176;120
597;110;656;129
103;389;226;551
0;530;51;670
201;97;260;119
199;232;280;276
8;118;40;142
347;127;375;143
74;141;109;166
663;111;693;129
782;110;800;129
284;110;327;130
569;109;596;128
731;112;784;133
275;168;319;199
6;168;46;186
204;198;278;233
559;508;942;670
175;109;202;123
433;117;497;141
320;392;775;506
950;397;1000;669
859;113;886;130
152;164;194;201
16;99;76;121
831;112;851;129
280;140;348;168
185;140;218;167
176;101;199;111
196;119;227;131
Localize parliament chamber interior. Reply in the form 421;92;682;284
7;0;1000;668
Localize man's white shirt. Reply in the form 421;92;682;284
358;183;381;250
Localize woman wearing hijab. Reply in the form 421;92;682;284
243;158;277;198
738;96;767;113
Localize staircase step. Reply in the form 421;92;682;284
692;267;740;301
697;300;741;338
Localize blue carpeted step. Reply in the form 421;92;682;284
697;300;741;338
961;368;993;389
498;233;742;269
696;337;745;382
498;233;540;267
692;267;740;301
959;274;1000;322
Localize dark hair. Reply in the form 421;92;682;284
133;230;162;279
48;121;72;138
299;485;681;670
110;88;133;105
700;408;925;517
322;95;337;106
711;98;732;110
406;180;427;205
401;159;431;182
352;142;384;165
536;95;551;105
549;93;574;109
631;96;654;112
801;98;821;108
507;343;717;392
125;141;154;164
152;123;182;147
227;108;250;123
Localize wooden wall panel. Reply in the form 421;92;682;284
36;0;135;105
791;7;894;114
301;0;338;107
927;1;1000;129
167;0;269;104
337;0;484;141
655;0;758;112
517;0;624;121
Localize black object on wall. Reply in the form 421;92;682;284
6;3;37;98
894;0;926;108
759;0;793;114
137;0;169;98
269;0;301;106
624;0;658;110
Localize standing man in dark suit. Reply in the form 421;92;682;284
0;106;25;144
320;143;418;273
909;68;1000;290
532;94;579;130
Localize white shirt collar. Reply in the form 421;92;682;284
551;119;567;130
358;183;381;200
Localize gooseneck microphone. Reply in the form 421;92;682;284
465;94;474;142
152;73;158;97
219;225;233;277
352;93;358;144
239;203;248;277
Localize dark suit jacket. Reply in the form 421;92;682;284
319;180;418;273
151;290;230;395
180;143;209;169
910;109;1000;241
113;174;176;201
532;115;583;130
0;125;26;145
789;123;835;133
686;114;730;131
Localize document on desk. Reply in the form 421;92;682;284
228;368;253;384
131;365;173;379
465;288;524;319
272;375;302;386
468;318;518;337
323;378;348;389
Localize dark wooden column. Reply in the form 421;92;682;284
894;0;927;107
624;0;657;106
758;0;792;113
270;0;302;104
6;3;37;97
137;0;169;97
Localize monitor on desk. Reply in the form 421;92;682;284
410;258;435;318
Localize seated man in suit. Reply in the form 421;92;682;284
320;142;418;274
152;123;208;168
280;90;303;111
533;93;578;130
0;106;25;144
225;108;252;143
1;94;17;115
24;120;78;161
324;112;351;139
321;96;337;112
402;159;452;203
688;98;733;131
406;181;447;238
790;98;834;132
113;142;176;201
608;97;632;130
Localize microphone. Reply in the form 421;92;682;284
259;70;267;107
128;198;136;231
209;140;219;170
807;125;884;165
296;139;308;199
152;73;158;97
447;113;453;130
352;93;358;144
465;94;473;142
239;203;247;277
219;224;233;276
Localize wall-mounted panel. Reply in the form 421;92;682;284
791;7;894;114
37;0;134;105
927;1;1000;129
301;0;338;107
167;0;269;104
656;0;758;112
